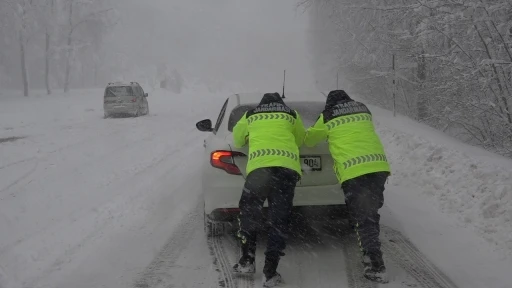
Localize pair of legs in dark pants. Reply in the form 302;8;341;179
236;167;299;277
341;172;389;260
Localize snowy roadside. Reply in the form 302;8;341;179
368;105;512;258
362;102;512;288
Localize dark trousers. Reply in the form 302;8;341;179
342;172;389;258
237;167;299;275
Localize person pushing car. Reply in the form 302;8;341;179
303;90;391;283
231;92;305;287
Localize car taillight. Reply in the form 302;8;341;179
131;98;137;102
211;150;245;175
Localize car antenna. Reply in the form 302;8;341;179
282;69;286;99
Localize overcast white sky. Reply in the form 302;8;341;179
111;0;315;92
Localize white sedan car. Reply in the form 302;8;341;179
196;92;346;236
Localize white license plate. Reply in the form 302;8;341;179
301;156;322;171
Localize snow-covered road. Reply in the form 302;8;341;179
0;87;511;288
0;87;224;288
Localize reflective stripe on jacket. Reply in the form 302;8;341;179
304;101;390;183
233;103;305;176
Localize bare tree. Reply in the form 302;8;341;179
63;0;113;93
12;0;36;97
0;0;117;93
44;0;55;95
306;0;512;156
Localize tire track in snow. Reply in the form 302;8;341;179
132;204;244;288
133;201;202;288
11;134;206;288
0;159;38;195
223;231;255;288
380;226;459;288
235;244;255;288
0;263;9;288
0;132;203;259
318;221;376;288
0;156;37;171
208;228;237;288
0;125;146;195
339;232;377;288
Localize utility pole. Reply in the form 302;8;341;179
282;70;286;98
336;71;339;89
392;54;396;117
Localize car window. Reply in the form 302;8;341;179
214;98;229;133
105;86;133;97
227;101;325;131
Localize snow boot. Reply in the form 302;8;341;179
362;254;389;283
234;238;256;274
233;254;255;274
262;253;282;287
262;272;282;287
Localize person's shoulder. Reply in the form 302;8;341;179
289;108;298;118
245;107;257;117
354;101;371;113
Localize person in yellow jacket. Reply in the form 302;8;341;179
232;92;305;287
304;90;391;283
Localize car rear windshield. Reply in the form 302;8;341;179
105;86;133;97
227;101;325;132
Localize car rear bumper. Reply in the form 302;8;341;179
104;104;137;115
204;179;346;221
208;205;348;222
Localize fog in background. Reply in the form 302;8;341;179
113;0;315;92
0;0;315;93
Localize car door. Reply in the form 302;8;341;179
135;86;143;106
140;86;148;112
204;98;229;150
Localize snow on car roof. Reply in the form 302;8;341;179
236;91;327;105
107;81;141;87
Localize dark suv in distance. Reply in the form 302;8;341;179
103;82;149;118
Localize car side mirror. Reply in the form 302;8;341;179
144;93;148;97
196;119;213;132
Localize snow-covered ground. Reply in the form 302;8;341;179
371;104;512;257
0;86;226;288
0;87;511;288
367;105;512;288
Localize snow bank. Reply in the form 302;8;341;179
369;105;512;258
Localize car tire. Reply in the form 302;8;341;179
104;112;109;119
204;210;224;237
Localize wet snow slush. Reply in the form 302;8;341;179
132;210;459;288
131;90;461;288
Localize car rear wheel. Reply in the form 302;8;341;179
204;209;225;237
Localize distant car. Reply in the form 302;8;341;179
196;92;346;237
104;82;149;118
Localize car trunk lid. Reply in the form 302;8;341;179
228;139;338;187
104;86;136;105
225;100;339;186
